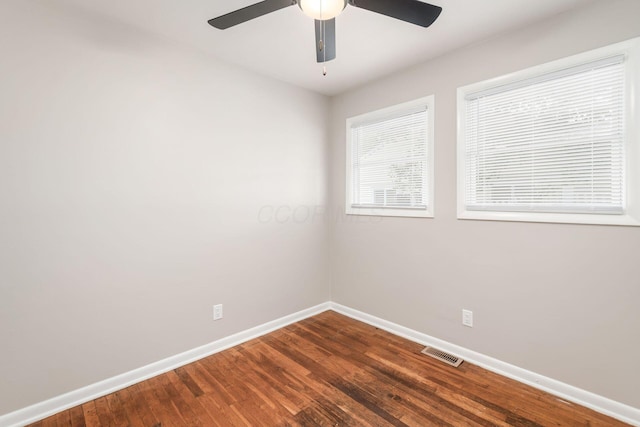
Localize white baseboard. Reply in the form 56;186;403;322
329;302;640;427
3;301;638;427
0;302;332;427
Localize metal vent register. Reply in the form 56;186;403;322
421;347;463;368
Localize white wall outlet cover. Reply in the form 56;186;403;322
462;309;473;327
213;304;223;320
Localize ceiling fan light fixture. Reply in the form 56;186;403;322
298;0;347;20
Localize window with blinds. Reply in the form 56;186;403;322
458;38;640;226
346;96;434;218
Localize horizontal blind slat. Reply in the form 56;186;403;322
352;108;429;209
463;57;625;214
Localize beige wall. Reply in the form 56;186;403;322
0;1;330;415
329;0;640;409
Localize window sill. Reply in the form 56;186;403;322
457;209;640;226
346;207;434;218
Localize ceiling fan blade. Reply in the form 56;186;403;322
208;0;296;29
348;0;442;27
315;18;336;63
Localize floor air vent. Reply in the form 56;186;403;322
421;347;463;368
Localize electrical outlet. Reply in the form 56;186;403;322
462;309;473;327
213;304;223;321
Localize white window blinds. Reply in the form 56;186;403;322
463;55;626;214
351;107;429;210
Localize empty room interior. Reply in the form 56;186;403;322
1;0;640;425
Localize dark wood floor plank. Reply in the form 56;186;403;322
190;358;268;427
233;344;305;420
217;347;296;426
157;371;206;426
184;362;224;396
138;376;183;427
187;362;253;426
40;413;58;427
104;392;132;427
165;369;222;426
55;410;72;427
68;405;86;427
25;311;630;427
195;393;244;427
117;386;158;427
93;397;116;427
174;366;204;397
198;351;250;405
80;401;101;427
235;342;314;410
234;345;307;416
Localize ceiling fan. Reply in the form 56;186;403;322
208;0;442;64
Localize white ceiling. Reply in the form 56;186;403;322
57;0;596;95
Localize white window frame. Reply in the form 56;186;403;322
457;38;640;226
346;96;435;218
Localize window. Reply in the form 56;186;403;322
346;96;434;218
457;38;640;226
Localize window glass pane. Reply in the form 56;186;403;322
463;56;625;214
351;109;428;210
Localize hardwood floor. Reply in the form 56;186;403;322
29;311;628;426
